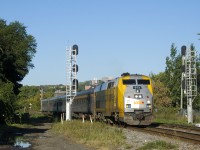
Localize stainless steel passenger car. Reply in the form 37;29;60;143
41;73;153;125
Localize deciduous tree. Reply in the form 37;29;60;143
164;44;182;107
0;19;36;94
0;18;36;123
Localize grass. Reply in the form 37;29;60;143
194;112;200;123
1;113;54;129
137;140;177;150
52;120;126;150
153;107;190;125
153;107;200;125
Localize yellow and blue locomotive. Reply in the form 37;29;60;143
41;73;153;125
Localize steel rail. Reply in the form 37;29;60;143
129;124;200;144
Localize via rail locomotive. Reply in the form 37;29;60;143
41;73;153;125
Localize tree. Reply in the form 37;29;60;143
151;73;172;107
16;86;41;112
0;81;16;123
0;19;37;94
0;19;36;123
164;44;182;107
190;44;200;110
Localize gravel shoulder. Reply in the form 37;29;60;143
121;128;200;150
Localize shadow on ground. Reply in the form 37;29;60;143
0;114;54;147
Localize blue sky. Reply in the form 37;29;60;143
1;1;200;85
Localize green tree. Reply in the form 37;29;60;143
0;19;36;123
0;81;16;123
16;86;40;111
0;19;37;94
165;44;182;107
151;73;172;107
190;44;200;110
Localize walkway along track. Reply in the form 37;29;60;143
129;124;200;144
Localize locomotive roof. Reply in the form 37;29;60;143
76;87;95;96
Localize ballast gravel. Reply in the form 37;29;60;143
119;128;200;150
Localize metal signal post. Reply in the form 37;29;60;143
181;45;197;124
66;44;78;120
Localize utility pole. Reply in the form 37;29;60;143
39;86;44;112
66;44;78;120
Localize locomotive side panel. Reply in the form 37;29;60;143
117;76;130;121
105;81;116;116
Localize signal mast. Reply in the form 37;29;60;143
181;45;197;124
66;44;78;120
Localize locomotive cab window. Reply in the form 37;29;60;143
137;79;150;85
107;82;114;89
123;79;136;85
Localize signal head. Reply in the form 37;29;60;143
181;45;186;56
72;44;78;55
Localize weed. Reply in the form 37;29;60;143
52;120;126;149
137;140;177;150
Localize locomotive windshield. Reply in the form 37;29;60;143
123;79;136;85
137;79;150;85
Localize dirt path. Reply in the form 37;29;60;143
29;123;91;150
0;122;91;150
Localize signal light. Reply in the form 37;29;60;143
66;96;70;102
182;65;185;72
181;45;186;56
182;79;185;90
72;79;78;90
72;44;78;55
72;64;78;72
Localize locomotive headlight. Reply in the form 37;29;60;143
147;100;151;104
136;89;140;93
134;94;143;99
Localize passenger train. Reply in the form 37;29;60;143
41;73;153;125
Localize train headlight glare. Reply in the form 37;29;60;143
139;95;142;99
147;100;151;104
134;95;138;98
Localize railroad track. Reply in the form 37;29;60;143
130;124;200;144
